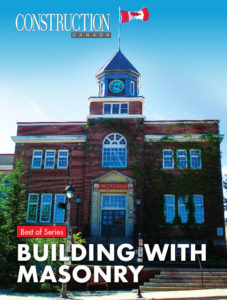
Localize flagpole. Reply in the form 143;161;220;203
118;6;121;50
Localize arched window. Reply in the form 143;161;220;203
102;133;127;168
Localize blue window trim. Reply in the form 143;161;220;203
163;149;174;169
40;194;52;223
53;194;66;223
190;149;202;169
57;150;69;169
31;150;43;169
44;150;56;169
26;193;39;223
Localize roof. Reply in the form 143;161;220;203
96;50;140;77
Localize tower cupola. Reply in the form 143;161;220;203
96;50;140;97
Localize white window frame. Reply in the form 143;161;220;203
178;196;189;223
103;103;129;115
193;195;204;224
99;81;105;96
190;149;202;169
44;150;56;169
102;133;127;168
163;149;174;169
53;194;66;224
31;150;43;169
130;81;135;96
177;149;188;169
164;195;175;223
57;150;69;169
27;193;39;223
40;194;52;223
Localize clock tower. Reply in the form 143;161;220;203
88;49;145;118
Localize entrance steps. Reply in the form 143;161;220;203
140;268;227;291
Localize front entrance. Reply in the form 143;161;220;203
101;210;125;237
101;194;126;237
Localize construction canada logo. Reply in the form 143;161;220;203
15;13;111;38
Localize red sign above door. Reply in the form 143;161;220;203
93;183;133;190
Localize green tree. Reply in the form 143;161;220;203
0;158;26;285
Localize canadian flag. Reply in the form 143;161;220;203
120;7;150;23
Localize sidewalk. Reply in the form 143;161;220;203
0;289;227;300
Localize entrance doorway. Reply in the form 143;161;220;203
101;195;126;237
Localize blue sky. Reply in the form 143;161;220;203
0;0;227;176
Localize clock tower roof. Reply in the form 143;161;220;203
96;50;140;79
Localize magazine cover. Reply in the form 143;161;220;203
0;0;227;299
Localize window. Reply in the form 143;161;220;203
178;196;188;223
130;81;135;95
27;194;39;222
32;150;43;169
102;133;127;168
99;81;104;96
53;194;66;223
177;150;187;169
163;150;174;169
193;195;204;223
102;195;126;209
104;104;111;114
57;150;69;169
164;195;175;223
190;150;202;169
103;103;128;115
40;194;52;223
44;150;56;169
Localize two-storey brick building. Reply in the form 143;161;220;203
12;50;226;248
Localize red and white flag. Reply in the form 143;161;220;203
120;7;150;23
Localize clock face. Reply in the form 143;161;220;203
109;80;124;94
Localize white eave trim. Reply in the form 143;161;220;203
11;135;87;143
145;134;224;142
145;120;219;125
88;96;145;103
17;122;86;126
87;114;145;120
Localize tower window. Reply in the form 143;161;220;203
99;81;104;96
102;133;127;168
103;103;128;115
130;81;135;95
